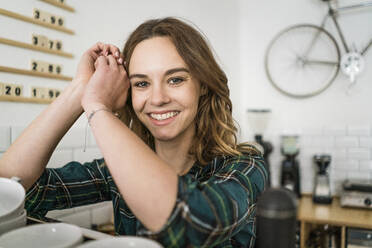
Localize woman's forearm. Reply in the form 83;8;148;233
87;109;178;232
0;80;85;190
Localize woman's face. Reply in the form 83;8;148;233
128;37;201;142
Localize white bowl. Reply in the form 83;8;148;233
0;223;84;248
0;209;27;235
76;237;163;248
0;177;25;222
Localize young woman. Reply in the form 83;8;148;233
0;17;267;247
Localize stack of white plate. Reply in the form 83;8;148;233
0;177;27;235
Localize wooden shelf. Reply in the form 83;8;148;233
40;0;75;12
0;37;73;58
297;195;372;248
0;8;75;35
0;65;72;81
0;95;53;104
298;196;372;229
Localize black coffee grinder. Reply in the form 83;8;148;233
313;154;332;204
280;135;301;197
247;109;273;186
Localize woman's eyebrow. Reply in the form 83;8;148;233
128;73;147;80
128;67;190;80
164;67;190;76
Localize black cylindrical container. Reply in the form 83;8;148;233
255;188;297;248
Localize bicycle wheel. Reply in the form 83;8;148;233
265;24;340;98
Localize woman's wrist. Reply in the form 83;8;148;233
87;108;117;124
46;79;86;120
82;101;110;115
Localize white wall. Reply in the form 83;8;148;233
239;0;372;192
239;0;372;133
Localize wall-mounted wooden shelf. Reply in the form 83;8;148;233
40;0;75;12
0;65;72;81
0;37;73;58
0;8;75;35
0;95;53;104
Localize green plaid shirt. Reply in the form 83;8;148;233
25;147;267;248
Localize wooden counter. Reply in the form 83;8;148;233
297;195;372;247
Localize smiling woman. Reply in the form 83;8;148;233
0;17;267;247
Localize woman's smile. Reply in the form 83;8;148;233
149;111;180;121
148;111;180;126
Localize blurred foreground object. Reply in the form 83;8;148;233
256;188;297;248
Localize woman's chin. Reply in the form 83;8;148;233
152;133;175;142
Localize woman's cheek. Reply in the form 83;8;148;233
131;91;146;113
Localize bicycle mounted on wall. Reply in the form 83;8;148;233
265;0;372;98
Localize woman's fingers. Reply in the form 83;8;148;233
89;42;123;65
100;44;120;56
108;55;127;76
118;53;124;65
102;44;110;56
107;45;122;64
94;55;108;69
107;55;118;68
109;44;121;59
91;42;104;53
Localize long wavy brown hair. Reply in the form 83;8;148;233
120;17;258;165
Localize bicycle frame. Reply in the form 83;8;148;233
321;0;372;55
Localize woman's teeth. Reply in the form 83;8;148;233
150;111;179;121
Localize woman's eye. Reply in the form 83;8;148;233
134;81;148;88
169;77;184;85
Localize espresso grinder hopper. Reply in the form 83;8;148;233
247;109;273;186
280;135;301;197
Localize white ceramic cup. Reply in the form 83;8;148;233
76;237;164;248
0;209;27;235
0;177;25;222
0;223;84;248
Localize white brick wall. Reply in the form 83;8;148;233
359;160;372;171
47;149;74;169
348;125;371;136
10;126;25;143
335;136;359;148
73;148;102;164
57;128;87;149
360;137;372;148
323;126;346;136
0;126;11;152
268;124;372;196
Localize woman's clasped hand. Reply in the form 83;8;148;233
79;43;129;115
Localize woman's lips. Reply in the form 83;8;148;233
147;111;180;126
149;111;179;120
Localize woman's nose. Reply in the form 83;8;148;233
150;84;170;106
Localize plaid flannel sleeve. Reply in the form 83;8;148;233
137;154;268;247
25;159;112;218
